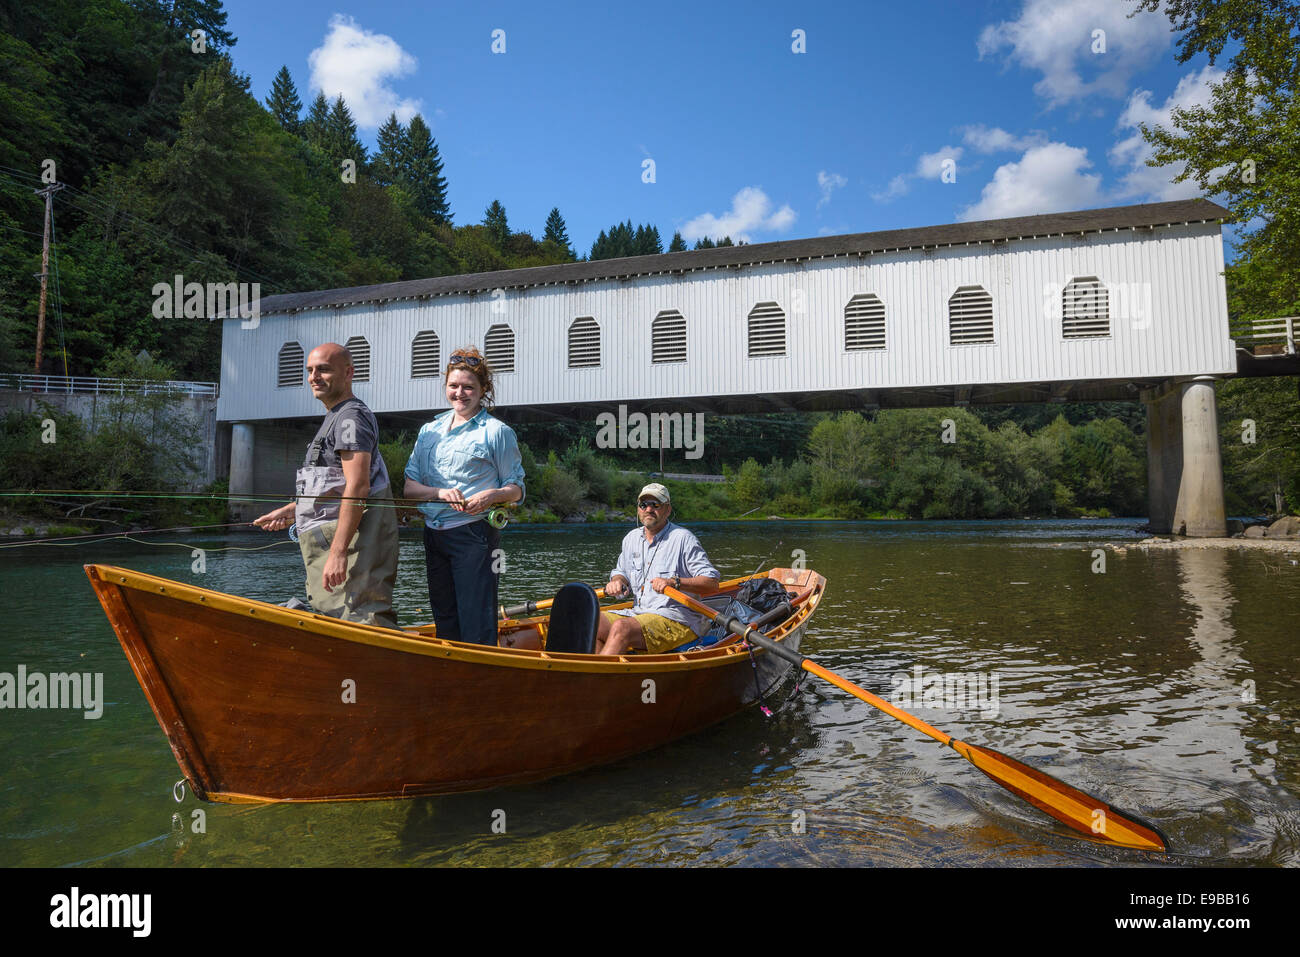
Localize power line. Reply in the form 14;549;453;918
0;168;286;292
0;222;46;238
53;184;287;291
49;203;68;376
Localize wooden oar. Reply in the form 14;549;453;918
501;574;779;620
664;585;1169;853
500;586;610;619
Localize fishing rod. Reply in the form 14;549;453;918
1;489;413;508
1;490;519;546
1;489;517;526
0;522;273;550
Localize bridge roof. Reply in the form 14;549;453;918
257;198;1228;316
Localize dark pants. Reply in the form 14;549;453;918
422;520;501;645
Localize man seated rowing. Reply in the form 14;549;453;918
594;483;720;655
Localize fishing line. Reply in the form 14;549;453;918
1;490;517;545
1;489;426;511
0;522;290;550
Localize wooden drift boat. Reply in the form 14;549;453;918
86;563;826;803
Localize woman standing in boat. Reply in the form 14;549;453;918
404;347;525;645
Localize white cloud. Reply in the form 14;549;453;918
817;170;848;208
871;174;910;203
977;0;1172;107
917;146;963;179
961;124;1047;154
681;187;797;243
959;142;1103;221
872;146;963;202
308;15;422;129
1111;65;1225;201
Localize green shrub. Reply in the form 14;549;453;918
547;470;587;516
729;458;766;509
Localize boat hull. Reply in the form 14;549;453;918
86;564;824;802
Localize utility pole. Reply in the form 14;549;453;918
33;182;64;375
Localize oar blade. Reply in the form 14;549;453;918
958;741;1167;852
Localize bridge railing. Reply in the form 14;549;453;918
1231;316;1296;355
0;375;219;397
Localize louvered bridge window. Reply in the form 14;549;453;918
278;342;304;388
949;286;994;345
568;317;601;368
747;302;786;357
485;324;515;373
652;310;687;363
412;331;441;377
344;336;371;381
1062;277;1111;339
845;294;886;350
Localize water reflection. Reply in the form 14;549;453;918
2;520;1298;866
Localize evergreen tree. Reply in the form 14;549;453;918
716;236;734;247
303;92;329;149
590;220;666;259
372;112;407;188
325;95;366;165
640;225;663;255
265;66;302;134
668;231;687;252
543;207;572;256
133;0;239;146
404;114;451;223
483;200;509;248
146;0;238;52
693;237;715;250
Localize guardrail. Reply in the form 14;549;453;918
619;470;727;484
1231;316;1296;355
0;375;219;397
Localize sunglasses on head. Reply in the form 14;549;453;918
449;354;483;368
638;500;666;509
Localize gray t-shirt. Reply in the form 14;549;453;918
296;397;390;530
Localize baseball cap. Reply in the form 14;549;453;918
638;483;671;503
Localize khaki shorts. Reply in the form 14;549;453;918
603;611;698;654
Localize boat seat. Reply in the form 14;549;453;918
545;582;599;654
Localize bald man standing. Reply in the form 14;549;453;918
254;342;399;629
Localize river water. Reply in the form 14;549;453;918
1;519;1297;867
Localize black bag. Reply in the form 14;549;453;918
735;577;793;615
688;578;792;649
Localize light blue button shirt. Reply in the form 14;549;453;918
609;521;719;634
404;408;526;529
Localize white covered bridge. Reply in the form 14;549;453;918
218;198;1237;535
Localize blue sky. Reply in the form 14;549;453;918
221;0;1226;256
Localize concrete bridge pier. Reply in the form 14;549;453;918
229;422;259;522
1143;376;1226;537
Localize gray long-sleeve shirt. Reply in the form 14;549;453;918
609;521;719;634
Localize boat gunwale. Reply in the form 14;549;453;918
85;563;824;675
